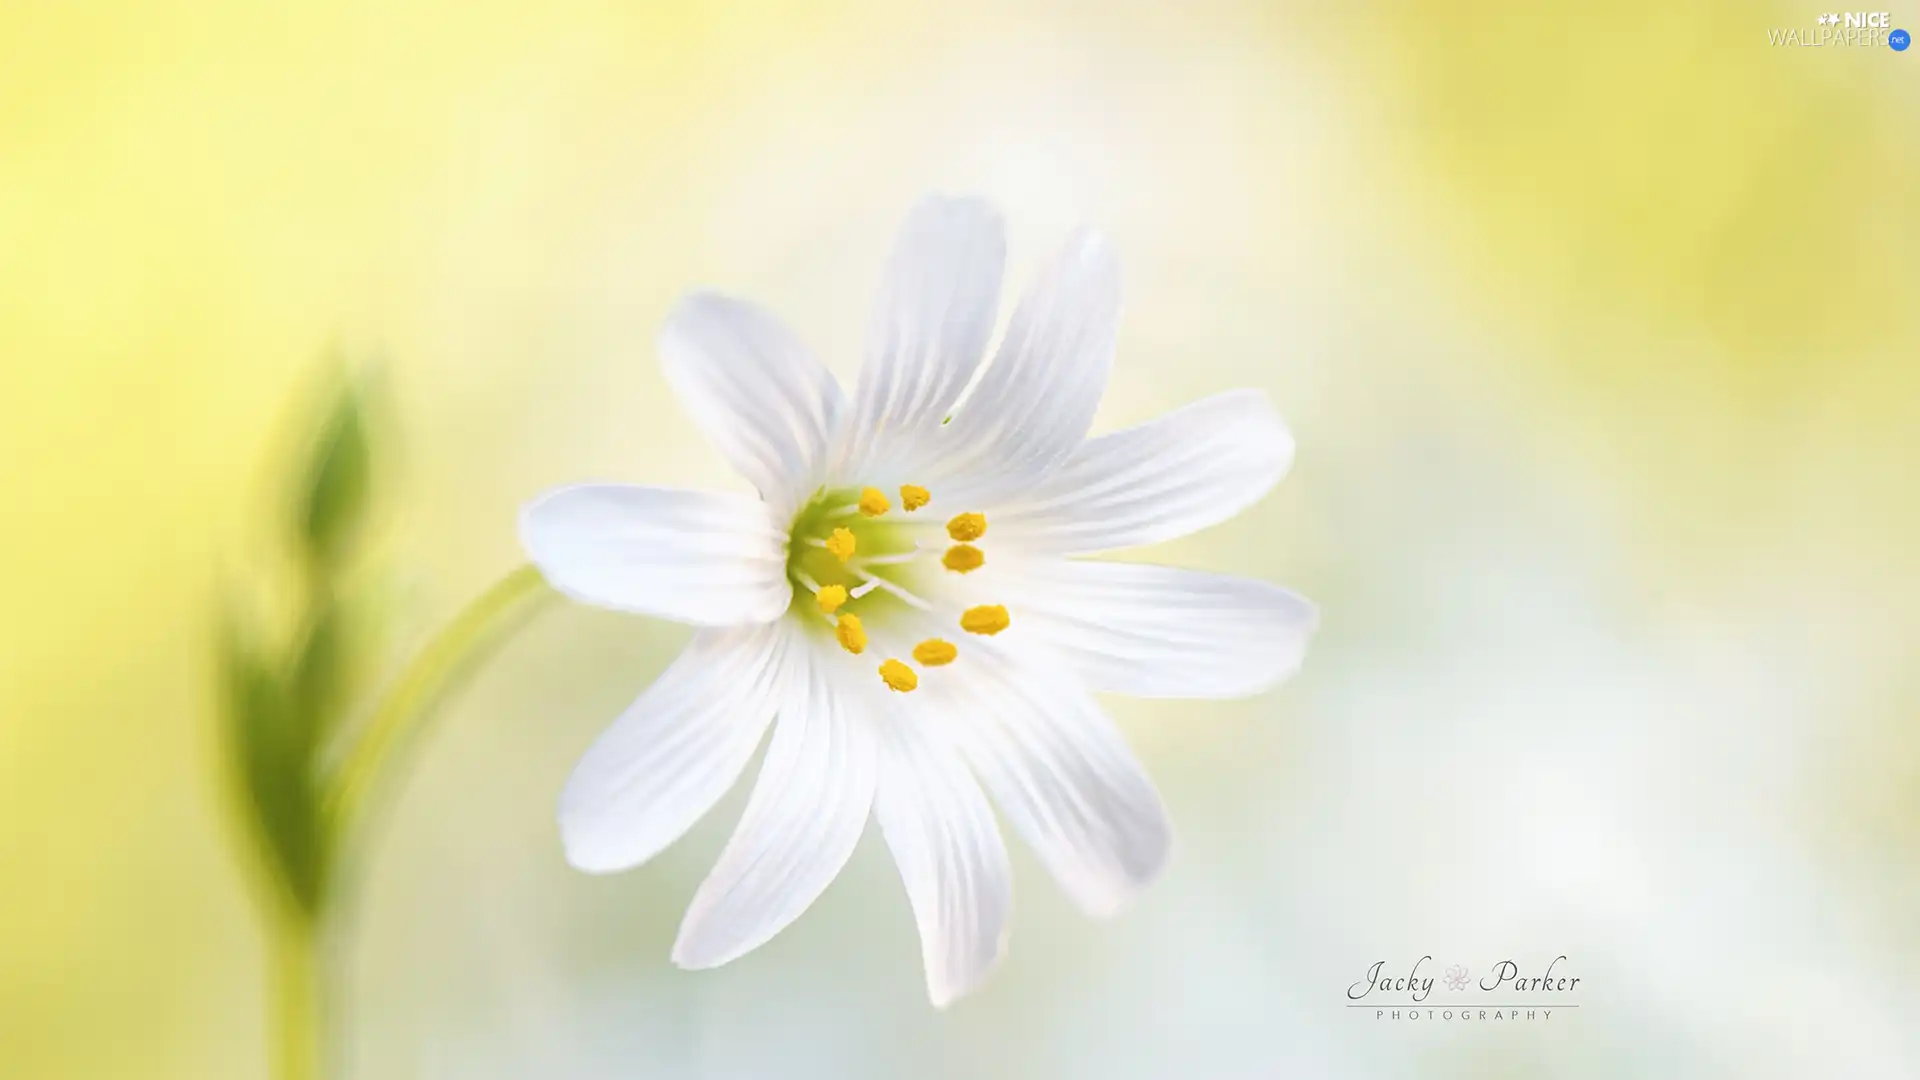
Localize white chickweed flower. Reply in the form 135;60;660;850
521;194;1316;1006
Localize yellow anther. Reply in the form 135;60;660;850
825;526;857;562
879;658;919;692
835;613;868;654
858;487;890;517
959;604;1010;636
815;584;848;614
900;484;931;511
946;512;987;542
941;543;985;573
912;638;958;666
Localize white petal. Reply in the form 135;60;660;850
659;292;846;515
930;229;1121;504
993;390;1294;555
519;484;790;626
840;195;1006;482
558;621;790;873
873;709;1013;1007
1009;559;1317;699
941;645;1171;917
672;644;877;969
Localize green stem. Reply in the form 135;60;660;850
271;915;323;1080
251;563;549;1080
326;563;551;841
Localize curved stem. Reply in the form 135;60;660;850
326;563;552;841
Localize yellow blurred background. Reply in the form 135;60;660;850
3;1;1917;1076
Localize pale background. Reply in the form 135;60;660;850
4;1;1919;1077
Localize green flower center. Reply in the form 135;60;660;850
785;486;924;629
782;483;1010;694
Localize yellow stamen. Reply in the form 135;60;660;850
941;543;985;574
946;512;987;542
912;638;958;666
815;584;848;614
825;526;857;562
879;658;919;692
900;484;931;511
835;613;868;654
858;487;890;517
959;604;1010;636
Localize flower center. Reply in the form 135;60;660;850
783;484;1010;693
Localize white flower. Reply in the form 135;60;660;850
521;195;1316;1006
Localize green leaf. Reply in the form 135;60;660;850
287;598;346;752
296;376;376;569
219;607;331;920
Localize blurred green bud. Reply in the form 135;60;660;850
219;604;331;920
296;372;378;569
